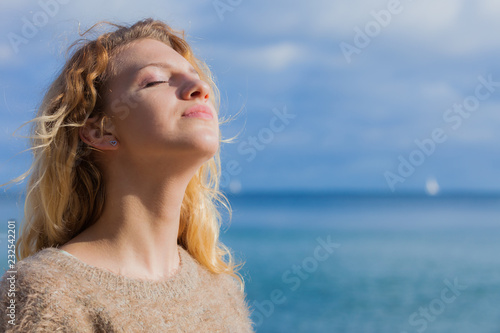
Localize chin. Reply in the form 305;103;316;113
198;134;220;158
186;131;220;159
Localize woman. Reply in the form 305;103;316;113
0;18;254;332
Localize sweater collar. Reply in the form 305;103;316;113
36;244;200;300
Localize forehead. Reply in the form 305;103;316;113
108;38;192;78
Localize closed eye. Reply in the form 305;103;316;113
144;81;167;88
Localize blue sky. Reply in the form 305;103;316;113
1;0;500;194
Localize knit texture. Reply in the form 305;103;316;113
0;245;255;332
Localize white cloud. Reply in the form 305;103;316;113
396;0;464;34
239;42;306;71
204;41;308;72
252;0;500;59
46;0;205;34
263;0;465;39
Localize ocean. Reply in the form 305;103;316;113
1;192;500;332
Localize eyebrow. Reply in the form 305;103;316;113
138;62;199;76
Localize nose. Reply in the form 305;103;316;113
180;78;210;102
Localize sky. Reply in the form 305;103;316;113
1;0;500;194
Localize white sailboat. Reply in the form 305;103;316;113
425;178;440;196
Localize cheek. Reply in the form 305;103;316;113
113;101;177;146
132;96;176;128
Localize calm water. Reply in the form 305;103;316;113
1;192;500;332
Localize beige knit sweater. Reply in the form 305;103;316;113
0;244;255;332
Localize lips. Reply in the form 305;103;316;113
182;104;213;120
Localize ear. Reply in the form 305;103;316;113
79;115;119;150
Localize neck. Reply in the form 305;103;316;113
65;153;203;281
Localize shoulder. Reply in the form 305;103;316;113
182;249;253;313
178;245;247;296
218;272;252;315
180;247;255;331
0;247;76;311
180;246;240;290
0;248;83;332
217;271;246;297
0;247;69;293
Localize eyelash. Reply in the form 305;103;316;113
144;81;167;88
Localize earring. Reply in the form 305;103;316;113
110;140;117;146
